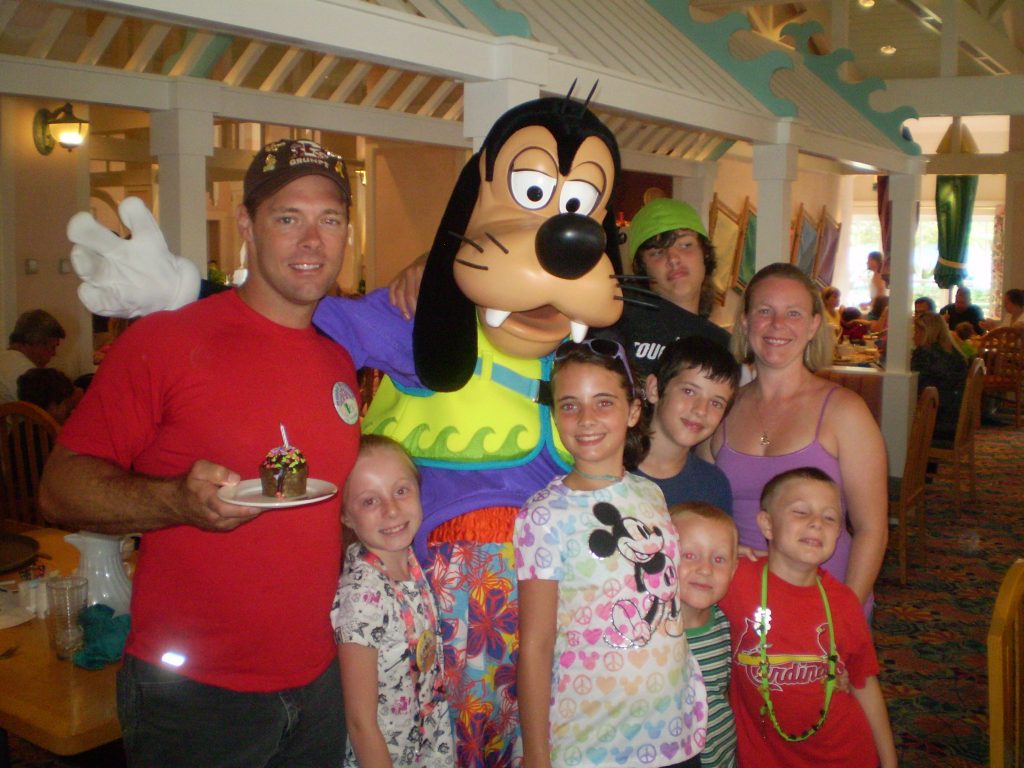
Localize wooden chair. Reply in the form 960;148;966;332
979;327;1024;428
888;387;938;585
927;357;985;512
988;558;1024;768
0;401;60;524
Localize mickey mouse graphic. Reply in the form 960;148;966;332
588;500;681;647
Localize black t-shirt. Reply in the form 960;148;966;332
911;345;967;439
940;303;984;335
596;293;731;378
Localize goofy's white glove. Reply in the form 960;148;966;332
67;197;201;318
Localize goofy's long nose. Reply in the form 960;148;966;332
535;213;607;279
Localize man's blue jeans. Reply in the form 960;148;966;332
117;654;345;767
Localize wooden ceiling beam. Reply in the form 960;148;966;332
124;23;171;73
223;41;266;87
167;31;217;78
77;15;123;66
295;54;338;99
27;6;72;59
918;0;1024;73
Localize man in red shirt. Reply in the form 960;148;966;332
40;140;361;767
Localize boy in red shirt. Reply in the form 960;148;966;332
719;467;897;767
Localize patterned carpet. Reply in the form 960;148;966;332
873;424;1023;768
8;426;1023;767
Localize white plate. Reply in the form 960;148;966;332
218;478;338;509
0;591;33;630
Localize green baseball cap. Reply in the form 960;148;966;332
627;199;707;261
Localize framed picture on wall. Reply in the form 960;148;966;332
790;204;818;277
814;208;842;287
735;200;757;290
708;194;743;305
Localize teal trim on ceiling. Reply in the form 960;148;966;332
782;21;920;156
462;0;532;38
647;0;797;118
161;32;233;78
707;139;736;162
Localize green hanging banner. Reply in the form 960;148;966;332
934;174;977;289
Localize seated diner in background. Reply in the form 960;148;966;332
912;312;968;442
952;322;979;360
839;306;871;343
940;286;985;336
17;367;80;424
914;296;936;317
980;288;1024;334
710;262;888;614
822;286;843;336
866;295;889;328
0;309;66;404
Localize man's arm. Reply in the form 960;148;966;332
852;675;898;768
39;445;261;534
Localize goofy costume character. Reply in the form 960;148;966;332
67;96;624;767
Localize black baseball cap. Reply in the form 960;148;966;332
243;139;351;211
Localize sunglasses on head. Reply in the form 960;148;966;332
554;338;636;395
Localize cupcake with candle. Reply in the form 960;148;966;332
260;425;308;498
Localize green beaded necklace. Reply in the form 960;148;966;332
571;467;624;483
756;563;838;742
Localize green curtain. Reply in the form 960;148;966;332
934;174;977;289
737;211;757;288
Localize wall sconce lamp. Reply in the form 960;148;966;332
33;102;89;155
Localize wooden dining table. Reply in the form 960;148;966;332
0;522;122;766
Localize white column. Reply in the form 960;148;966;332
752;142;798;268
880;168;923;476
940;0;959;78
461;37;551;151
149;107;214;272
463;80;541;153
1004;117;1024;292
673;163;718;231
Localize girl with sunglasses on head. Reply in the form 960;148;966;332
515;338;707;768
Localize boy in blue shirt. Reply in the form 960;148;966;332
638;335;739;510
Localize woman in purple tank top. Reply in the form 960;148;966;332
710;264;888;611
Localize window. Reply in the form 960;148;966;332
846;207;997;317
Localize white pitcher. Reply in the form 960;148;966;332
64;532;133;616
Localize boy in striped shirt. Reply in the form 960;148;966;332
672;502;740;768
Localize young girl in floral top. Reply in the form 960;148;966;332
515;339;707;768
331;435;454;767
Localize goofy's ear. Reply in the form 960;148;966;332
601;206;623;276
413;156;482;392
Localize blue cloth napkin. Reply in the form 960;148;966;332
72;604;130;670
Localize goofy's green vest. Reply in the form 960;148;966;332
363;324;572;470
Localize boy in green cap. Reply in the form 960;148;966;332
602;198;730;377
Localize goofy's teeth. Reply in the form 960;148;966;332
570;321;589;343
485;308;511;328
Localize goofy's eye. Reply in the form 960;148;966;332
559;180;600;216
510;170;556;210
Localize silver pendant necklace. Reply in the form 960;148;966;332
754;392;772;447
